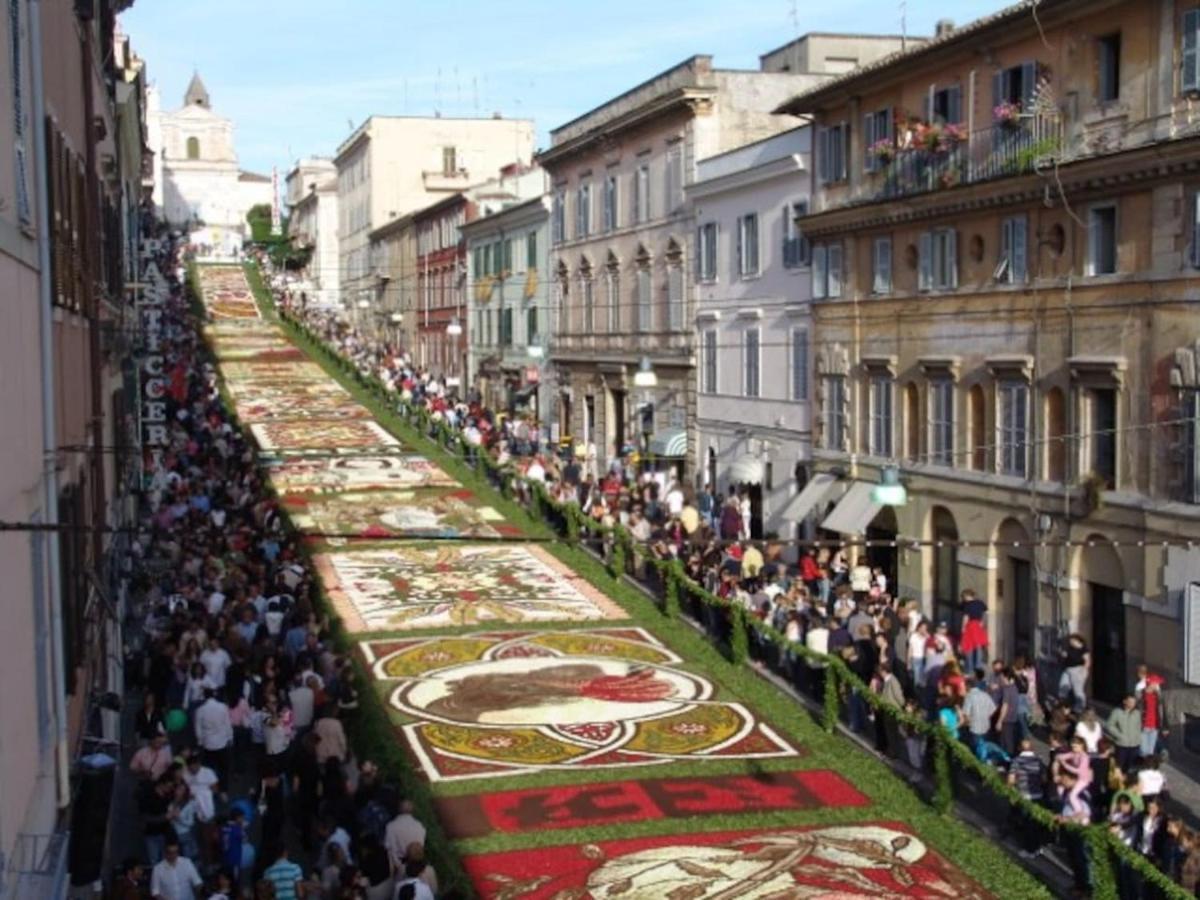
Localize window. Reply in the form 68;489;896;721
186;136;200;159
929;85;963;124
582;275;595;333
737;213;759;278
918;228;958;291
483;244;493;277
702;328;718;393
929;379;954;466
665;144;683;213
782;200;809;268
1184;389;1200;503
998;381;1030;477
998;215;1028;283
744;328;761;398
823;376;846;450
603;174;618;231
526;231;538;269
633;165;650;224
605;268;620;332
10;0;29;227
697;222;717;281
818;122;849;183
502;238;513;274
872;236;892;294
869;376;894;457
1086;387;1117;488
442;146;458;175
667;265;684;330
527;305;539;344
811;242;843;299
501;306;515;347
1190;193;1200;269
1088;204;1117;275
1186;9;1200;94
576;182;591;239
791;328;809;401
993;61;1038;110
552;190;566;243
472;246;484;280
863;108;893;172
635;266;651;332
1098;33;1121;103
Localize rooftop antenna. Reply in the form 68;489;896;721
900;0;907;50
435;67;442;117
789;0;800;73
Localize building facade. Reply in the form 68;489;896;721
539;38;909;474
414;194;474;383
366;213;417;346
333;116;535;319
688;127;813;538
148;73;272;254
1;1;148;892
285;157;339;308
780;0;1200;731
463;193;553;425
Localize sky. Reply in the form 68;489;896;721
122;0;1002;177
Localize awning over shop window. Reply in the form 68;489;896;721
728;453;764;484
778;472;838;521
648;428;687;457
820;480;882;535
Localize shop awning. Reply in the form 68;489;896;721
649;428;687;457
728;453;764;484
778;472;839;521
820;480;882;535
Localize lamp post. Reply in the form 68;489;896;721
633;356;657;471
871;465;908;506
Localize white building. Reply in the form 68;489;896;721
286;158;339;308
688;126;813;539
148;73;273;255
461;170;551;424
334;115;535;312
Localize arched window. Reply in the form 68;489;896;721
579;257;594;334
186;136;200;160
604;251;620;333
634;244;652;333
665;238;684;331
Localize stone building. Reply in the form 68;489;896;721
778;0;1200;732
286;157;340;309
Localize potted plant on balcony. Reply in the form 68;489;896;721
915;121;965;155
993;100;1022;130
868;138;896;167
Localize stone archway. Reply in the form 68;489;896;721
992;517;1034;662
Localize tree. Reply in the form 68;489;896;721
244;203;305;268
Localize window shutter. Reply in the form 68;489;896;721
992;71;1004;110
668;266;683;330
947;230;959;288
1012;217;1027;282
863;113;876;170
812;244;827;299
1186;10;1200;94
695;227;704;278
828;243;843;297
735;217;744;276
922;91;932;123
1191;193;1200;268
817;128;828;183
795;200;810;264
948;86;962;123
874;237;891;292
792;328;809;400
838;123;849;180
918;232;933;291
1020;60;1038;107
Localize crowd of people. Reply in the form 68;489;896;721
117;247;442;899
280;290;1200;898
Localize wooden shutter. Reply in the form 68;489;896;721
812;244;827;299
1020;61;1038;107
918;232;933;291
947;229;959;288
874;237;891;293
667;266;683;330
1186;10;1200;94
948;86;962;124
1011;217;1027;282
735;216;743;277
863;113;877;171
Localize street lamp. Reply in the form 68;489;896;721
633;356;657;388
446;318;463;336
871;465;908;506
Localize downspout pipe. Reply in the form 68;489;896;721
29;0;72;810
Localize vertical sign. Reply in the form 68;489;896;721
137;246;169;481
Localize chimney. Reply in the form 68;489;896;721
935;19;955;38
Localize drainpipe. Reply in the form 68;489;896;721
29;0;71;810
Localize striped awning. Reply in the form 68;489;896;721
820;480;883;535
728;454;765;485
648;428;687;457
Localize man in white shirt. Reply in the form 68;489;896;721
193;690;233;782
150;840;203;900
199;637;232;688
384;801;427;870
288;675;315;733
182;756;221;822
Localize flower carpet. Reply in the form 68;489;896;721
282;486;523;544
195;264;259;319
197;263;1047;900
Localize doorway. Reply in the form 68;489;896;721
1090;584;1126;706
931;507;959;628
865;506;898;598
1011;558;1035;661
610;388;627;456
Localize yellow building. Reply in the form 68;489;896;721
778;0;1200;722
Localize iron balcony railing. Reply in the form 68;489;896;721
876;113;1066;200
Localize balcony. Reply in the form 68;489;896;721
422;168;472;192
874;113;1065;201
550;329;693;361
